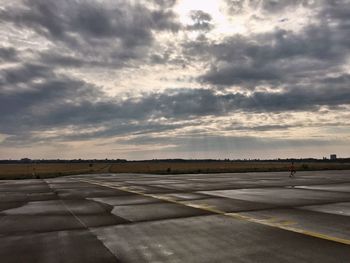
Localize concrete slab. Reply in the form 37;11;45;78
0;215;84;234
0;184;50;193
0;230;119;263
75;214;130;227
237;208;350;241
2;200;113;215
200;188;350;206
56;187;131;199
89;195;162;206
1;170;350;262
0;202;27;212
25;192;58;201
295;183;350;193
0;193;29;202
111;202;212;222
181;197;276;212
152;192;210;201
46;182;95;189
92;215;350;263
3;200;70;216
0;192;57;202
111;184;175;194
300;202;350;216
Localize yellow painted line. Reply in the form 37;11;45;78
181;203;224;214
227;212;350;246
78;179;350;246
228;212;350;246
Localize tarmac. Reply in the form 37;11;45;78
1;170;350;262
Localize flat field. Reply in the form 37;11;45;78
0;163;110;179
1;161;350;179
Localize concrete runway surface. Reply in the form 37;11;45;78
1;170;350;262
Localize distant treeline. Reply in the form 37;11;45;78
1;157;350;164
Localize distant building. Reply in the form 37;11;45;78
330;154;337;160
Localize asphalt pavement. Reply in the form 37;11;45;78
1;170;350;262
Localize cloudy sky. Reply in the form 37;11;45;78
1;0;350;160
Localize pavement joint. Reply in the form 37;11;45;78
78;178;350;246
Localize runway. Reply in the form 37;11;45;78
1;170;350;262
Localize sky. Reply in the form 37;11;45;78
0;0;350;160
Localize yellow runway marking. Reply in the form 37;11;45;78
78;179;350;246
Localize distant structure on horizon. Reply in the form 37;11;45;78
330;154;337;160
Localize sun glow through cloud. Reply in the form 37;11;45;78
175;0;245;35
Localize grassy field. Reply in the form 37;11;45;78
0;163;110;179
1;161;350;179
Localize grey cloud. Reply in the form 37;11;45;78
1;73;350;147
224;0;315;15
194;14;350;87
38;51;129;68
0;47;18;62
118;134;346;154
201;61;281;86
0;63;53;85
225;124;294;132
187;10;213;31
0;0;179;45
259;0;315;13
321;1;350;21
0;0;181;70
2;69;350;138
174;1;350;89
1;121;185;147
153;0;178;8
0;64;103;130
150;53;170;64
39;53;84;67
